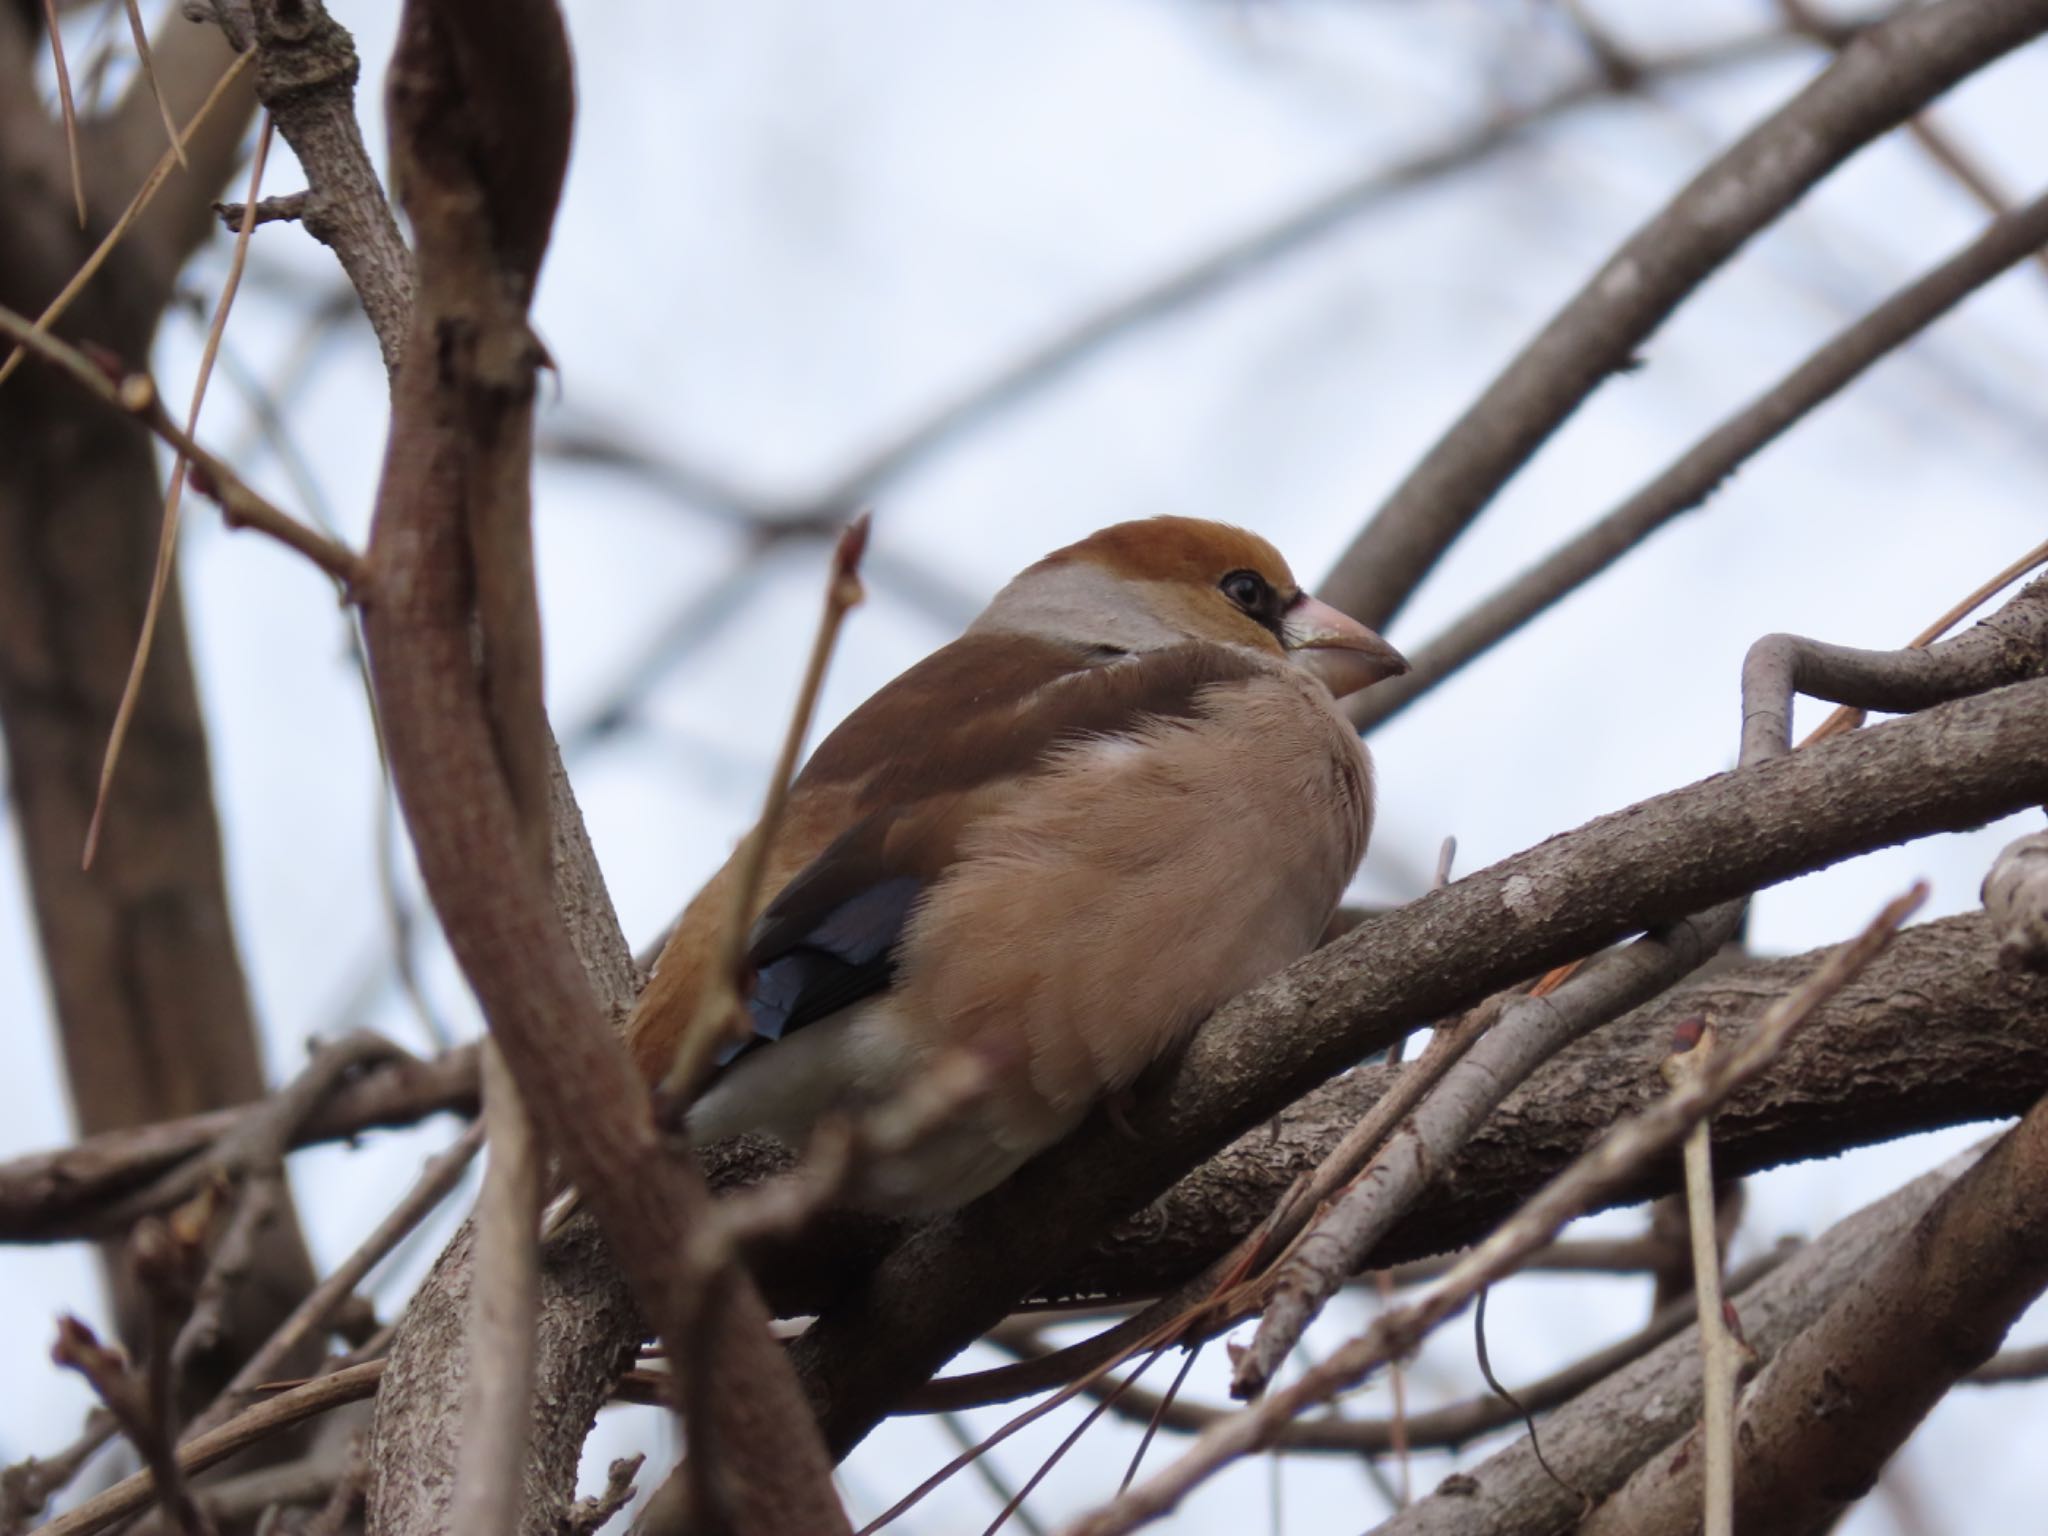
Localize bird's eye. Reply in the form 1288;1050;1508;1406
1220;570;1268;611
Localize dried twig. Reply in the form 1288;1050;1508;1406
122;0;186;166
41;1361;381;1536
1232;904;1740;1398
53;1317;216;1536
186;1121;482;1441
659;512;870;1101
997;1246;1792;1457
450;1045;542;1536
0;303;363;584
39;0;87;224
0;46;253;390
85;112;276;869
1062;886;1924;1536
1663;1024;1738;1536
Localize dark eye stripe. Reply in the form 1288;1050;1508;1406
1220;569;1288;639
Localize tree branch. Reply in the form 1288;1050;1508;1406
1320;0;2048;633
202;0;414;373
1372;1142;1990;1536
1353;182;2048;731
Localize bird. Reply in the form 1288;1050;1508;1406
625;516;1407;1214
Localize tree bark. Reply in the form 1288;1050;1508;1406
0;1;313;1404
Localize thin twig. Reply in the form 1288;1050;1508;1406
992;1246;1794;1456
52;1317;216;1536
185;1121;482;1441
85;112;275;869
450;1044;542;1536
660;511;871;1102
41;1362;382;1536
1233;903;1740;1397
39;0;87;225
1663;1024;1736;1536
0;1411;116;1534
932;1415;1050;1536
121;0;186;166
0;303;364;586
213;189;310;229
0;46;254;390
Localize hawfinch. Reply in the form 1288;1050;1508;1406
627;517;1406;1213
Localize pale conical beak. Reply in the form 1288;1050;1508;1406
1282;593;1409;699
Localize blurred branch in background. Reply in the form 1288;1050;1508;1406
1321;0;2048;637
0;0;322;1425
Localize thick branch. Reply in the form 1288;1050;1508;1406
1321;0;2048;632
356;5;846;1533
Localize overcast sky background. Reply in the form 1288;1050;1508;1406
7;1;2048;1530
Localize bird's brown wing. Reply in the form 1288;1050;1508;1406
723;640;1269;1062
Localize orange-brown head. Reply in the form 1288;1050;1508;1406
977;515;1407;698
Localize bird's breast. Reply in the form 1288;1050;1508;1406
891;667;1371;1141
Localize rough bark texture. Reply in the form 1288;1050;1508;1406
0;0;314;1401
366;758;645;1536
1055;908;2048;1301
209;0;414;373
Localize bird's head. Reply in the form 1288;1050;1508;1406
976;516;1408;698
